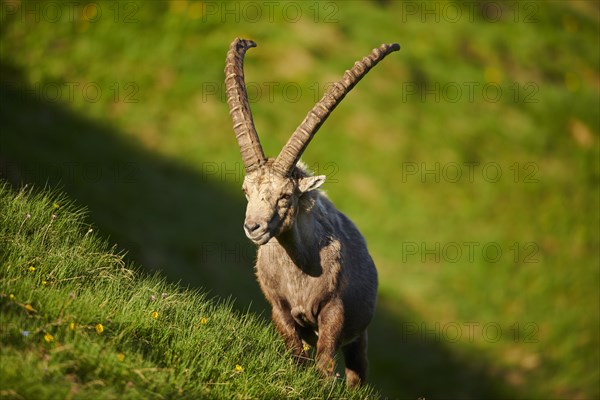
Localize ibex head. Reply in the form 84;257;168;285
225;38;399;245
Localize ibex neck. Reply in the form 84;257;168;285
276;195;325;276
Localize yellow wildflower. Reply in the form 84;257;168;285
117;353;125;362
69;322;76;331
303;343;311;351
9;294;15;300
44;333;54;343
95;324;104;334
200;317;207;325
151;311;159;319
28;266;36;272
24;304;34;312
41;280;47;286
234;364;243;372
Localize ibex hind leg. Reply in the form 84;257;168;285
271;305;310;365
342;331;368;388
315;299;344;378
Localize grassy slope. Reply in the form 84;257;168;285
0;182;377;399
1;1;598;399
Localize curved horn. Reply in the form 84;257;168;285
225;38;266;173
273;43;400;176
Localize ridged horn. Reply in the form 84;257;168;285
225;38;266;173
273;43;400;176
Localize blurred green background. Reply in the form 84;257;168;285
1;1;598;398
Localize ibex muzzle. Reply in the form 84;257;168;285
225;38;399;387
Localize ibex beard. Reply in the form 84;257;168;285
225;38;399;388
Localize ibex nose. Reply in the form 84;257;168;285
244;221;261;234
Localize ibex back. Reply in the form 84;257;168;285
224;38;399;388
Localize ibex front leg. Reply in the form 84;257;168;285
315;299;344;378
271;304;309;365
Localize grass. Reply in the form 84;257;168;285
1;1;599;399
0;182;378;399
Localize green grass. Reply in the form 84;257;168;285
0;182;378;399
0;1;598;399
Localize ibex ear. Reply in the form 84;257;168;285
298;175;326;193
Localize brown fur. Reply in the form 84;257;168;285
242;161;377;388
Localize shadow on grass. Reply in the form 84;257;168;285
0;62;516;399
0;61;264;311
369;292;516;399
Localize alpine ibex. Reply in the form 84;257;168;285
225;38;399;388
